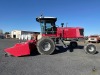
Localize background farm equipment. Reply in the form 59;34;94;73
88;35;100;43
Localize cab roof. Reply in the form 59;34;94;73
36;16;57;22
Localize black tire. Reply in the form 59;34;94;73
69;41;78;48
84;43;96;54
37;37;55;55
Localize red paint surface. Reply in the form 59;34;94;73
4;40;36;57
42;27;84;38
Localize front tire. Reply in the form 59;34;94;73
37;37;55;55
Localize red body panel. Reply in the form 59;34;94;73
4;40;36;57
57;27;84;38
42;27;84;38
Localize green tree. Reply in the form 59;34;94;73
5;32;10;34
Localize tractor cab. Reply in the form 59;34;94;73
36;16;57;36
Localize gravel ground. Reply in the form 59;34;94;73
0;39;100;75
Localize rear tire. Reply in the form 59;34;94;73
37;37;55;55
84;43;96;54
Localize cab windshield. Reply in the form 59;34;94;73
40;22;56;34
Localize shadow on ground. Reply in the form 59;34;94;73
53;45;85;54
29;45;85;56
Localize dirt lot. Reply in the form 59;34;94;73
0;39;100;75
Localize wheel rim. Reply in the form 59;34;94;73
42;42;51;51
88;46;95;52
